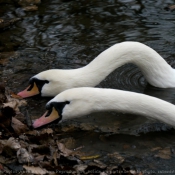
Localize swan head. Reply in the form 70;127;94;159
32;88;96;128
17;70;71;98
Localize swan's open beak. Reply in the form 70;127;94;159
33;107;60;128
17;83;40;98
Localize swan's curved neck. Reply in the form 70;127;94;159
84;88;175;127
79;42;175;88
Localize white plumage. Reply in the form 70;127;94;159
18;41;175;98
33;87;175;128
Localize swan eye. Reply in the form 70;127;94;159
46;103;52;110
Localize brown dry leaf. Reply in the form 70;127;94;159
0;19;4;23
0;18;21;29
74;164;88;172
23;165;47;175
100;172;108;175
53;151;59;166
59;137;76;149
19;134;29;141
79;155;101;160
154;147;171;159
11;117;29;135
123;144;130;149
17;148;34;163
90;159;106;169
25;130;40;136
34;155;46;162
3;96;27;112
40;128;54;135
23;5;38;11
165;4;175;11
1;137;21;157
18;0;41;6
107;152;125;164
80;123;97;131
60;124;78;132
5;137;21;150
10;93;23;99
151;147;162;152
57;141;73;157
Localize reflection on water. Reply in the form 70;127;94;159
1;0;175;172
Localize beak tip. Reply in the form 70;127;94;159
32;119;41;128
17;92;23;98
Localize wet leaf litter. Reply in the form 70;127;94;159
0;84;132;174
0;84;174;174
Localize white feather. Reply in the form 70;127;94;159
33;41;175;96
48;87;175;127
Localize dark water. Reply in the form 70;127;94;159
1;0;175;173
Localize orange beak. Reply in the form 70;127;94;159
17;83;40;98
33;107;60;128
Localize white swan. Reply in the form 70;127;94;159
33;87;175;128
18;41;175;98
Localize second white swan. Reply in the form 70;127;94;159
33;87;175;128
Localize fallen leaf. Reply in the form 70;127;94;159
164;4;175;11
154;147;171;159
34;155;46;162
59;137;75;149
19;134;29;141
107;152;125;164
74;164;88;172
17;148;34;164
79;155;101;160
23;5;38;11
1;137;21;157
6;137;21;150
80;123;97;131
11;117;29;135
25;130;40;136
123;144;130;149
53;150;59;166
57;142;73;157
23;165;47;175
100;172;108;175
10;93;23;99
3;97;27;112
40;128;54;135
151;147;162;152
0;19;4;23
18;0;41;6
0;18;21;29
